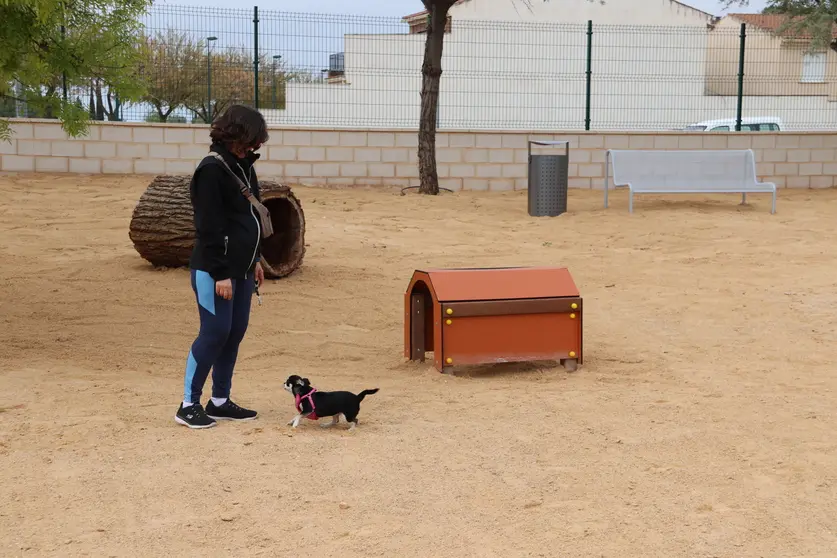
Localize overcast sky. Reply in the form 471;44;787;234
156;0;768;18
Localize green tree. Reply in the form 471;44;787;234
184;47;255;124
762;1;795;14
133;29;330;124
0;0;151;140
261;56;287;111
183;48;304;123
136;30;206;122
0;88;37;117
760;0;817;15
728;1;836;51
88;78;123;121
258;56;323;111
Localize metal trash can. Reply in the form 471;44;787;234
527;140;569;217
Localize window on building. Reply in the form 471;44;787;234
801;52;827;83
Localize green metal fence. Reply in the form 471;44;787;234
6;4;837;131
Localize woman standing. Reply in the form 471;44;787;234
175;105;272;429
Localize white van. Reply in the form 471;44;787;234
684;117;783;131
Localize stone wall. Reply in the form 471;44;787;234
2;119;836;190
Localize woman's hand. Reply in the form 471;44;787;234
254;261;265;286
215;278;233;300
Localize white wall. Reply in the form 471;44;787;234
447;0;713;26
263;22;837;131
5;119;837;191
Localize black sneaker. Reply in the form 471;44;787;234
174;403;216;429
206;399;258;421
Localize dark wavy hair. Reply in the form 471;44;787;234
209;104;269;151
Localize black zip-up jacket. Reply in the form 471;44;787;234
189;143;263;281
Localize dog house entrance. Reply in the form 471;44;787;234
408;283;434;361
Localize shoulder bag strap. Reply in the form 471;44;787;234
205;153;274;238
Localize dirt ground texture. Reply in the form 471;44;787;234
1;173;836;557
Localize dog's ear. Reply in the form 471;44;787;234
302;377;310;386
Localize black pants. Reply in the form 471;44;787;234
183;269;253;403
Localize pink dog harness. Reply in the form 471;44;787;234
295;389;319;420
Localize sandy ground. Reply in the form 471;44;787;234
1;173;836;557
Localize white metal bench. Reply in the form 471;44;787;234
604;149;777;214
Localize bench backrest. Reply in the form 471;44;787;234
608;149;758;190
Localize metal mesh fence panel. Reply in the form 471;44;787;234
13;4;836;131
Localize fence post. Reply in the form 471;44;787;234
585;20;593;131
736;22;746;132
61;24;68;103
254;6;260;109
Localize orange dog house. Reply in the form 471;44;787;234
404;267;583;373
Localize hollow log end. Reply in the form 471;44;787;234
260;186;306;279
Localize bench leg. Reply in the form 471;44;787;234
740;192;747;205
562;358;578;372
628;190;634;214
771;190;776;214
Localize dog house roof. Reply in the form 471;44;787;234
410;267;579;302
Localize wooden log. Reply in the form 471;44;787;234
128;175;194;269
128;175;306;279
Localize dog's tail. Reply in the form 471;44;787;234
357;388;379;402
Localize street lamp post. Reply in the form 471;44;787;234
272;55;281;109
206;36;217;123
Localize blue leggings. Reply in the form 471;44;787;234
183;269;254;403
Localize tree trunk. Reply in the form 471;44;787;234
186;103;209;124
152;101;172;122
417;1;454;195
94;80;105;121
43;86;56;118
128;175;306;279
105;89;119;121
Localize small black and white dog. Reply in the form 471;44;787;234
283;375;379;430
